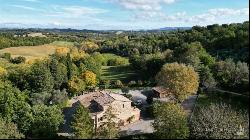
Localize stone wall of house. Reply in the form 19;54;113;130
112;100;132;113
112;101;140;125
93;100;140;128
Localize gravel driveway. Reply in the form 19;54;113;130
109;88;151;105
120;119;154;136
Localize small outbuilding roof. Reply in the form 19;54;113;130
152;86;170;94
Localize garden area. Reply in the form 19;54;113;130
189;91;249;139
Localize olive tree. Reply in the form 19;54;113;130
190;103;249;139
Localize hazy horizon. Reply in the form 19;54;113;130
0;0;249;30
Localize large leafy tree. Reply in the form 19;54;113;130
81;70;97;89
71;105;93;139
28;61;54;93
152;102;189;139
51;89;69;108
129;53;165;79
199;65;217;90
49;57;68;89
176;42;215;71
83;56;102;79
68;76;86;96
8;65;31;91
0;117;24;139
212;58;249;91
156;63;199;102
0;80;33;135
30;105;64;138
30;92;52;105
80;41;99;53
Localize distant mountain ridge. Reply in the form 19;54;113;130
150;27;192;31
0;26;192;33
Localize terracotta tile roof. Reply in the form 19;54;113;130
78;92;103;107
93;93;115;106
108;93;131;102
78;90;132;107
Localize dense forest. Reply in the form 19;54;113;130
0;21;249;139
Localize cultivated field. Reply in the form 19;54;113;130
0;41;73;62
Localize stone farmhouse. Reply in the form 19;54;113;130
77;90;141;129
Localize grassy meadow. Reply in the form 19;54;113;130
101;65;140;83
0;41;74;62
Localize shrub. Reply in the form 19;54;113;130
107;57;128;66
55;47;70;56
190;103;249;139
100;79;111;89
121;86;130;94
137;80;143;86
10;56;26;64
1;53;11;60
128;81;137;87
0;66;7;78
113;80;123;88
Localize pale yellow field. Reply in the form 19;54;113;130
0;41;73;62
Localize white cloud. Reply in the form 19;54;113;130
134;10;186;22
21;0;40;2
52;21;60;26
45;5;107;18
10;5;39;11
108;0;176;11
208;8;249;16
186;8;249;23
38;5;106;27
62;6;107;17
133;7;249;25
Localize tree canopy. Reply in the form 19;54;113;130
71;105;93;139
156;63;199;102
153;102;189;139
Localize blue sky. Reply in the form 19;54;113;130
0;0;249;30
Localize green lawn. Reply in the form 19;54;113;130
101;65;140;83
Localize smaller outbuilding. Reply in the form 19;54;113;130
152;86;171;98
